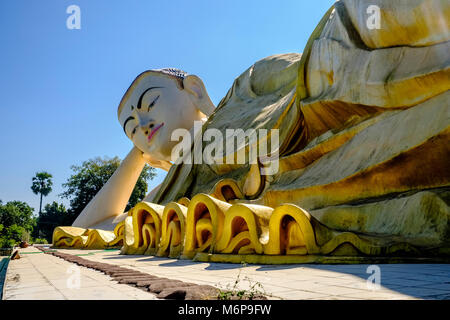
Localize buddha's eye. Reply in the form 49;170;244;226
148;95;160;111
132;128;137;135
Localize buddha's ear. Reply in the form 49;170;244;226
183;75;205;99
183;75;215;116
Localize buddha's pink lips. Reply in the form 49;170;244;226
147;123;164;142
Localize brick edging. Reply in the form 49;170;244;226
36;247;221;300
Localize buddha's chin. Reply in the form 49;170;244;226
143;143;172;162
158;144;175;161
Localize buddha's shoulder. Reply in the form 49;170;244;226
208;53;301;133
219;53;300;105
245;53;301;96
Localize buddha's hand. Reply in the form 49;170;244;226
141;152;172;171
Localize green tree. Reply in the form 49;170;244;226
5;224;25;242
31;171;53;215
61;156;156;223
35;201;70;242
0;201;35;233
0;201;35;245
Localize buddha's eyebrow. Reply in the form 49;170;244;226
137;86;163;110
123;116;135;133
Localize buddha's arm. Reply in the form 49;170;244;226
142;153;172;171
72;146;147;229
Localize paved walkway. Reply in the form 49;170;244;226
0;257;10;299
3;247;157;300
4;246;450;300
56;248;450;300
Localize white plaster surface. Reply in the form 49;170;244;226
5;247;449;300
3;247;158;300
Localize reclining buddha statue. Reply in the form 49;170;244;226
53;0;450;263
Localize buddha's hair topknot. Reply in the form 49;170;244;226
155;68;188;80
151;68;188;89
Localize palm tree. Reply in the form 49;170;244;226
31;171;53;215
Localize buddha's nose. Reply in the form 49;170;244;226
140;122;155;136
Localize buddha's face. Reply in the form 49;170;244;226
118;73;205;161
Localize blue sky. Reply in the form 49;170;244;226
0;0;335;214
